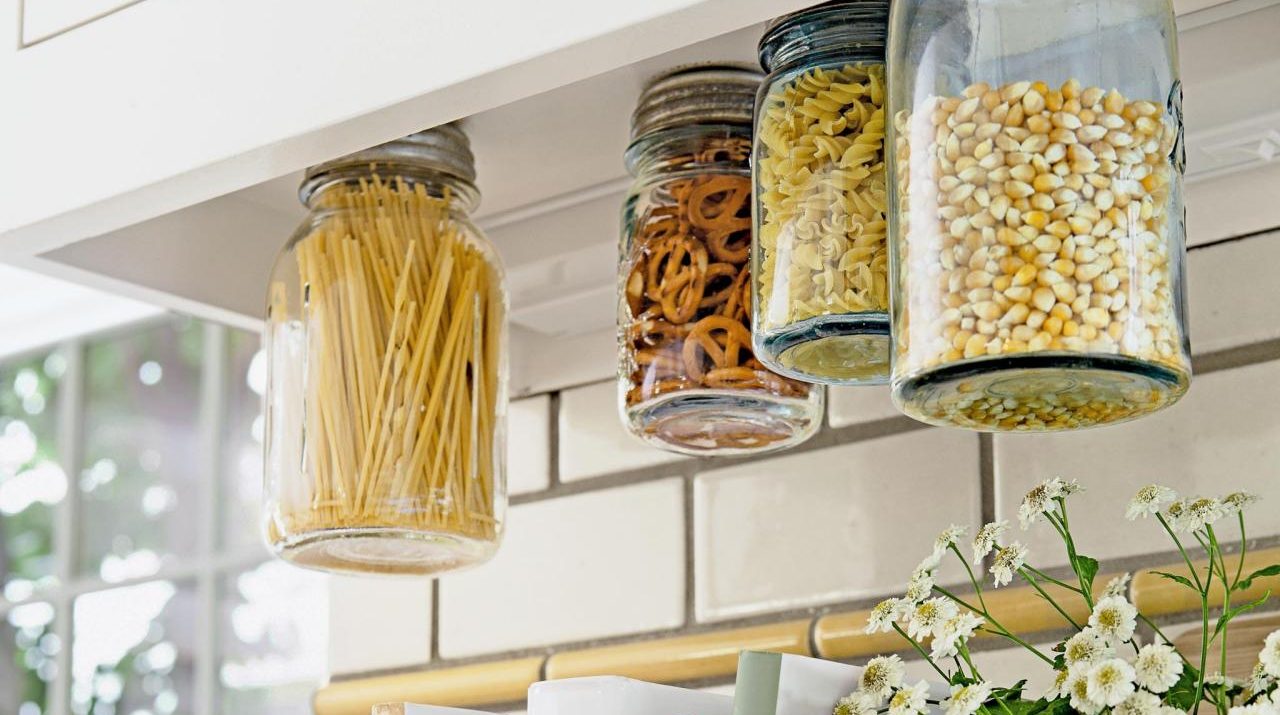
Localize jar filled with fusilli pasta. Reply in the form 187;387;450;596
887;0;1191;431
752;0;893;386
264;125;508;575
619;65;824;455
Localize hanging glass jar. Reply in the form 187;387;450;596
887;0;1191;431
619;65;824;455
752;1;893;386
264;125;508;574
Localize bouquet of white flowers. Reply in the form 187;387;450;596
837;480;1280;715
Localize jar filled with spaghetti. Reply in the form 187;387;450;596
264;125;507;575
620;65;823;455
752;0;893;386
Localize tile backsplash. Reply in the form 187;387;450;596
328;231;1280;709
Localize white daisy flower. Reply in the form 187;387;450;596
1044;668;1070;700
1168;496;1226;534
1127;485;1176;521
905;567;935;603
1227;705;1276;715
931;611;984;660
1066;665;1104;715
972;521;1009;563
1064;629;1113;668
1088;658;1137;707
934;524;968;560
866;598;906;635
1134;643;1183;693
888;681;930;715
917;550;944;573
943;682;993;715
1261;630;1280;679
1113;691;1163;715
907;597;958;640
1103;573;1132;599
1019;478;1067;529
1206;674;1241;690
1248;660;1274;695
1089;595;1138;644
834;691;879;715
1223;491;1260;515
860;655;905;701
990;542;1029;588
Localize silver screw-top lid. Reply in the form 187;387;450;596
759;0;891;71
629;64;763;143
300;124;476;203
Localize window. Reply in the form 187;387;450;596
0;316;327;715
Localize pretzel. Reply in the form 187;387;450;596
682;315;752;382
698;263;740;309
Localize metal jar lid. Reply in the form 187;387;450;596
629;64;763;142
300;124;476;203
759;0;891;72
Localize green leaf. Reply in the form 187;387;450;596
1151;570;1197;591
1074;555;1100;593
1211;590;1271;641
1235;564;1280;592
1164;666;1201;710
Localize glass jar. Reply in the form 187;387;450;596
264;125;508;575
752;1;893;386
619;65;824;455
888;0;1192;431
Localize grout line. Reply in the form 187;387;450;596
547;392;562;489
683;475;696;628
430;580;441;662
1187;224;1280;252
1191;338;1280;376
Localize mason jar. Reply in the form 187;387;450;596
619;65;824;455
752;0;893;386
264;125;508;574
887;0;1191;431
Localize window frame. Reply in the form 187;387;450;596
0;316;277;715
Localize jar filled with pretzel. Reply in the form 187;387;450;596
887;0;1191;431
264;125;508;575
620;65;823;455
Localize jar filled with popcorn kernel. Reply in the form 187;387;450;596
753;0;894;386
619;65;824;456
887;0;1192;432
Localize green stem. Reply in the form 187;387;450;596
934;586;1055;666
893;622;949;681
1156;513;1204;591
1049;505;1094;609
1235;513;1248;587
1022;564;1085;594
1194;529;1216;715
950;544;990;613
1018;567;1082;629
1207;526;1231;688
960;644;984;681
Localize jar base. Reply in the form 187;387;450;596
273;526;497;577
758;314;891;386
627;389;821;456
893;353;1190;432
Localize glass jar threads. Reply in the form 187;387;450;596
752;1;893;386
264;125;508;574
619;65;824;455
887;0;1191;431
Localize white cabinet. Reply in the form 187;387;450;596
2;0;1280;395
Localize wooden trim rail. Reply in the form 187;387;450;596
313;547;1280;715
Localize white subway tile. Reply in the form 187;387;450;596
327;575;432;676
694;430;982;622
508;395;551;495
1189;234;1280;354
439;479;686;658
828;385;903;429
558;381;686;482
994;360;1280;567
